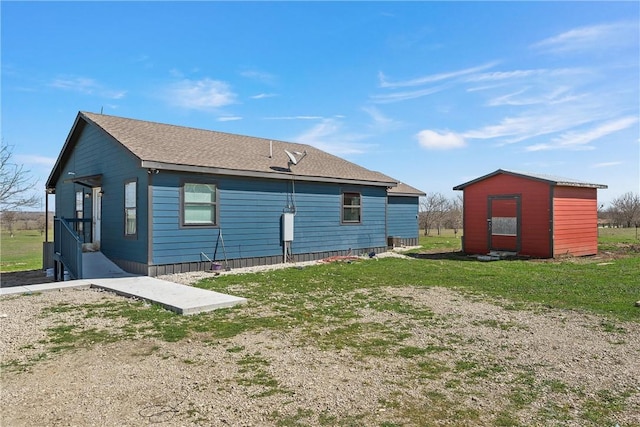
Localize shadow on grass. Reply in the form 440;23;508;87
407;251;475;262
407;251;532;262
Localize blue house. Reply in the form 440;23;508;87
45;112;424;279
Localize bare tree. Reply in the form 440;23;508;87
445;194;463;236
0;144;39;212
2;211;17;237
39;214;47;235
609;192;640;228
419;192;449;236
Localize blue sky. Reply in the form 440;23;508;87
2;1;638;207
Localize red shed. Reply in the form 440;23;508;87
453;169;607;258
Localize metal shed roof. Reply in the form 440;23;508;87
453;169;608;190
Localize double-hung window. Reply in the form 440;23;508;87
124;180;137;236
342;192;361;224
183;183;217;226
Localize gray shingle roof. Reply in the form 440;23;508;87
388;181;426;196
80;112;398;187
453;169;608;190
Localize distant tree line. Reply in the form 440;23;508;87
419;193;463;236
0;211;51;237
600;191;640;228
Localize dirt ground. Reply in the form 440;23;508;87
0;269;55;287
1;259;639;426
2;249;639;426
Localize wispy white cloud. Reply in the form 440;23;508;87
50;76;126;99
591;161;623;168
371;83;451;104
167;78;236;110
378;62;498;88
217;116;242;122
464;114;556;141
531;21;638;54
525;116;638;151
372;62;508;104
251;93;278;99
294;119;374;156
466;82;511;93
465;69;546;82
463;107;598;144
362;106;401;130
240;70;276;84
416;130;466;150
486;86;581;107
525;142;595;152
467;67;588;83
264;115;324;120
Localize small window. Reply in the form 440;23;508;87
75;191;84;233
183;183;217;226
124;180;137;236
342;192;361;224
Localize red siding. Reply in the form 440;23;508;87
461;174;552;257
491;235;518;250
553;187;598;256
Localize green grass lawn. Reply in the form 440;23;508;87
418;229;463;252
598;227;639;251
199;245;639;323
0;229;48;272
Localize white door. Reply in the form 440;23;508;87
92;187;102;250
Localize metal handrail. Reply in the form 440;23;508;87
54;217;83;279
62;218;92;243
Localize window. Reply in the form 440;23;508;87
183;183;217;226
491;217;517;236
75;191;84;233
124;180;137;236
342;192;361;224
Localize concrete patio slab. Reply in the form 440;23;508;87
1;277;247;315
89;276;247;315
0;280;93;296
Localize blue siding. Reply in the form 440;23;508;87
54;124;148;264
387;196;419;239
151;174;387;265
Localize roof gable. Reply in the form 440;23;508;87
453;169;607;191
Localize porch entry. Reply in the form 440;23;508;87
91;187;102;250
487;195;520;252
79;186;102;251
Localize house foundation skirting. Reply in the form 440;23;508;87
110;258;149;276
387;237;419;248
132;246;389;277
